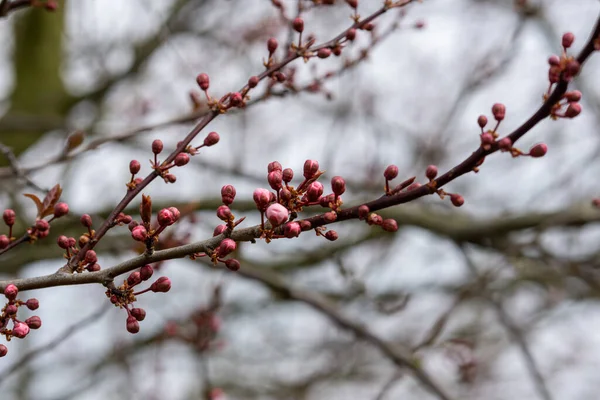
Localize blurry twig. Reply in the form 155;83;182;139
0;142;48;193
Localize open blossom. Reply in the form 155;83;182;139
266;203;288;227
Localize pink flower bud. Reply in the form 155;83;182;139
384;165;398;181
129;160;141;175
25;316;42;329
529;143;548;158
131;307;146;321
566;60;580;76
548;55;560;66
213;224;227;236
565;90;582;102
562;32;575;48
267;37;278;54
480;132;494;149
477;115;487;128
53;202;69;218
84;250;97;264
165;174;177;183
35;219;50;232
268;170;283;191
204;132;220;147
67;237;77;247
382;219;398;232
87;263;101;272
492;103;506;121
0;345;7;357
221;185;236;205
346;28;356;41
323;211;337;223
280;188;292;201
196;73;210;91
126;316;140;334
253;188;272;210
248;76;259;88
266;203;288;227
293;17;304;33
317;48;331;59
128;271;142;286
174;152;190;167
426;165;438;180
299;220;312;231
37;230;50;239
358;205;370;220
306;181;324;202
325;230;338;241
268;161;282;173
128;221;139;232
284;222;301;238
450;194;464;207
331;176;346;196
80;214;92;228
5;304;17;315
150;276;172;293
140;265;154;281
565;102;581;118
367;213;383;226
26;298;39;310
320;194;335;208
57;235;70;249
216;205;233;221
0;235;8;249
152;139;163;154
225;258;241;271
12;322;30;338
498;137;512;151
157;208;175;226
217;239;237;257
168;207;180;222
131;225;148;242
3;209;15;226
303;159;319;179
283;168;294;183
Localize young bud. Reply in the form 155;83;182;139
382;219;399;232
128;220;139;232
248;76;260;88
230;92;243;107
548;55;560;66
80;214;92;228
131;225;148;242
266;203;289;227
87;263;101;272
346;28;356;41
0;345;7;357
26;298;39;310
126;316;140;334
492;103;506;121
225;258;241;272
267;161;282;173
565;90;582;102
196;73;210;91
299;220;312;231
213;224;228;236
221;185;237;205
293;17;304;33
128;271;142;287
529;143;548;158
174;152;190;167
5;304;17;315
320;194;335;208
480;132;494;149
384;165;398;181
152;139;164;155
140;265;154;281
253;188;272;210
346;0;358;8
284;222;301;238
57;235;70;249
367;213;383;226
35;219;50;232
477;115;487;128
217;239;237;257
317;48;331;59
12;322;30;338
280;188;292;201
358;205;370;220
129;160;141;175
3;209;15;226
0;235;8;249
303;159;319;179
267;37;278;54
565;102;582;118
426;165;438;180
131;307;146;321
450;194;464;207
331;176;346;196
283;168;294;183
84;250;98;264
150;276;172;293
562;32;575;49
165;174;177;183
306;181;324;202
53;202;69;218
498;137;512;151
268;170;283;191
323;211;337;223
325;230;338;241
204;132;220;147
157;208;176;226
25;316;42;329
216;205;233;221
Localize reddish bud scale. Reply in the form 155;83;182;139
5;304;17;315
3;209;15;226
157;208;176;227
565;90;582;102
230;92;243;107
346;0;358;9
204;132;220;147
548;55;560;66
323;211;337;223
196;73;210;91
280;188;292;201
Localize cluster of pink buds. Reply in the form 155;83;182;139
195;72;249;113
0;284;41;356
129;195;180;252
251;159;341;242
105;264;170;334
546;33;583;119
